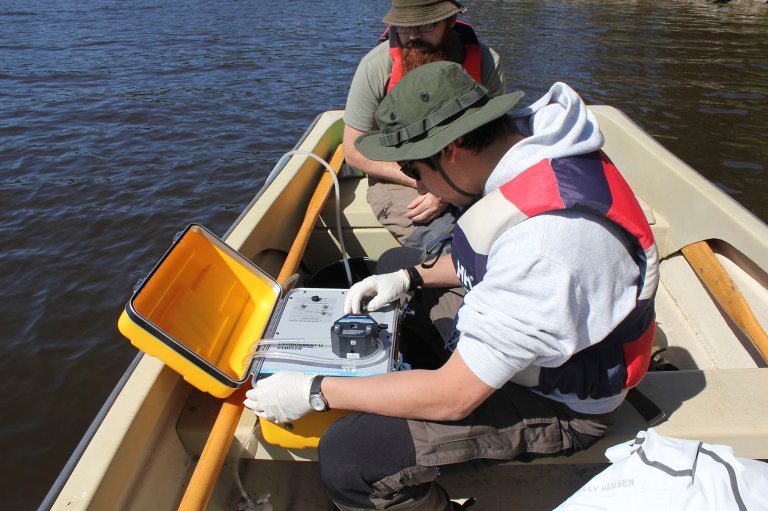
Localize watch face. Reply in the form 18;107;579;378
310;395;326;411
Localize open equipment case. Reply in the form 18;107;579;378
117;224;400;448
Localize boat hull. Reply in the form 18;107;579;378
44;108;768;511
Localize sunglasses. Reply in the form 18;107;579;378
402;156;478;199
398;160;421;181
393;22;438;34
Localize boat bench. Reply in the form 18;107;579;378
176;367;768;463
312;176;659;271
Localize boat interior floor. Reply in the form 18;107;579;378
212;458;608;511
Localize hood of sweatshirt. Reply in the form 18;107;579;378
484;82;605;194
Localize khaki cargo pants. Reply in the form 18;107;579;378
366;179;457;251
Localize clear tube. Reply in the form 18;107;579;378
251;348;386;367
281;273;300;292
245;338;387;368
232;422;260;507
249;338;331;348
270;149;353;288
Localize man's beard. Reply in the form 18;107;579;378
399;32;454;75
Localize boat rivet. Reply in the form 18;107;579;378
420;92;430;102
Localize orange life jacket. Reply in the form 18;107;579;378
452;151;659;399
378;21;483;93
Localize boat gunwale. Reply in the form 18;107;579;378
591;105;768;271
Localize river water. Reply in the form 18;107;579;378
1;0;766;508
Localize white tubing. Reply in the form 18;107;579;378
281;273;300;292
231;422;261;508
271;149;353;288
246;338;387;368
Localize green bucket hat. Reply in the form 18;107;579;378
355;62;524;162
383;0;467;27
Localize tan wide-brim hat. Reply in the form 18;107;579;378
383;0;467;27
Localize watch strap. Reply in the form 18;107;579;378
405;266;423;292
310;375;330;411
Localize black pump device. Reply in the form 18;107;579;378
330;313;383;359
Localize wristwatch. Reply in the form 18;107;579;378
309;375;330;412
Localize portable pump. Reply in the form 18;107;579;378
331;313;386;359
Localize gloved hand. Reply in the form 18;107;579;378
243;372;315;424
344;270;410;314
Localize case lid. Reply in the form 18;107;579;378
124;224;282;389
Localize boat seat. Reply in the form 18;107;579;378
314;177;660;266
176;367;768;463
320;178;658;228
320;177;381;228
313;176;402;263
553;368;768;463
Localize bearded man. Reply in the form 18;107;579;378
343;0;507;251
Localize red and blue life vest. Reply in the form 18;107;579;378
451;151;659;400
378;21;483;93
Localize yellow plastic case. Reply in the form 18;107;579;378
118;224;398;449
118;224;282;398
259;409;350;449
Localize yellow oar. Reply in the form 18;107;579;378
681;240;768;362
178;145;345;511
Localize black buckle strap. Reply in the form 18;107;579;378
419;231;453;268
379;85;488;147
626;387;666;427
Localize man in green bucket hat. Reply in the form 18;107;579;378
343;0;506;249
245;62;659;510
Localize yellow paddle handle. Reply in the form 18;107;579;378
681;240;768;362
178;144;345;511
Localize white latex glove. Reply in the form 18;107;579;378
243;372;314;424
344;270;410;314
